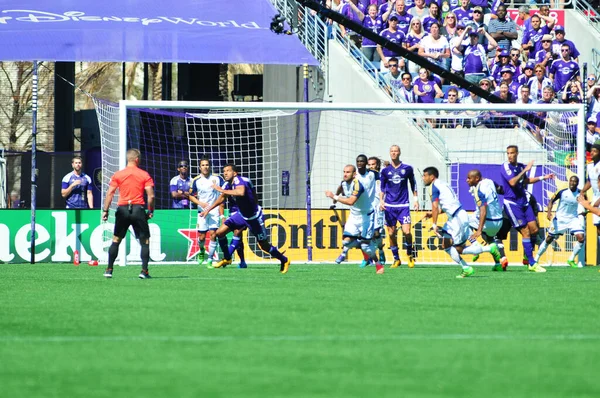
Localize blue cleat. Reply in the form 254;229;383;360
238;262;248;269
359;260;369;268
335;254;345;264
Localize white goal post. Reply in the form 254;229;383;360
95;100;586;267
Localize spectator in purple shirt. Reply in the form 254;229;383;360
460;27;497;83
362;4;385;63
535;34;556;73
498;67;520;98
385;0;413;35
405;18;428;76
414;67;443;126
517;61;535;86
377;15;406;71
552;25;580;63
549;43;580;95
452;0;473;27
422;2;442;32
340;0;366;47
521;14;554;60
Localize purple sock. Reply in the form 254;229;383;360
523;238;535;265
268;245;286;262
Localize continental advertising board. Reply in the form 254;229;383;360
0;209;595;265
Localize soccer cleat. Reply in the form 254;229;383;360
500;257;509;271
456;266;475;278
197;251;206;265
491;264;502;272
103;268;113;278
359;259;369;268
408;255;415;268
472;254;480;262
528;264;547;273
280;258;290;274
335;254;345;264
567;260;577;268
238;262;248;269
205;259;214;269
375;263;384;274
489;243;501;263
379;249;386;264
390;259;401;268
522;254;530;266
139;270;151;279
214;258;232;268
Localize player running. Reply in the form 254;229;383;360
201;164;290;274
380;145;419;268
326;164;384;274
466;169;505;270
189;157;224;268
422;167;498;278
535;176;585;267
500;145;554;273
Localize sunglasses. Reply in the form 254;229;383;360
511;53;519;57
480;83;489;86
473;10;481;13
447;94;457;97
447;16;455;19
178;164;188;168
542;40;552;43
561;49;570;52
389;64;398;67
588;77;596;81
402;77;411;80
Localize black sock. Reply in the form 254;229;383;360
140;242;150;271
108;242;119;268
218;237;231;260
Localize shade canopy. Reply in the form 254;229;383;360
0;0;318;65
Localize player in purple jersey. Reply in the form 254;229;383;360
200;164;290;274
499;145;554;272
61;156;94;209
226;199;248;269
380;145;419;268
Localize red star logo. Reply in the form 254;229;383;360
178;229;205;260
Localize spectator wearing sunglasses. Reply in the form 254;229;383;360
551;25;579;63
549;43;580;95
170;160;193;209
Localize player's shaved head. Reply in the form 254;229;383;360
345;164;356;173
468;169;481;179
126;149;141;163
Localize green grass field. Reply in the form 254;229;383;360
1;263;599;398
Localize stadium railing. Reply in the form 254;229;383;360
572;0;600;35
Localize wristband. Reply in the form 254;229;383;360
333;195;340;201
103;209;109;212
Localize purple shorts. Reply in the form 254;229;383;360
384;206;411;227
225;211;268;241
503;202;536;229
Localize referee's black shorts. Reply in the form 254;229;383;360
113;205;151;241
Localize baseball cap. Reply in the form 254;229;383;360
500;66;514;74
588;116;597;124
541;34;553;41
472;6;483;12
468;30;479;36
389;15;398;21
524;61;535;70
499;49;510;57
555;25;565;32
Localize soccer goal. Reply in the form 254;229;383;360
94;100;586;267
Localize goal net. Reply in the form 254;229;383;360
94;100;586;267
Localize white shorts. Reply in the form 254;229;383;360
593;196;600;226
468;214;503;239
197;208;220;232
343;211;375;240
442;210;471;246
374;208;384;231
549;217;585;236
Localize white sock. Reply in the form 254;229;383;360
462;244;491;255
570;241;583;261
207;240;217;259
446;247;468;268
535;239;550;262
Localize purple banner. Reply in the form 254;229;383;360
453;163;553;212
0;1;318;65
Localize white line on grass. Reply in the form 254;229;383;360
0;334;597;344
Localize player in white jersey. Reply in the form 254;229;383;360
355;154;380;268
422;167;498;278
466;170;504;270
189;157;224;268
368;156;386;264
579;144;600;264
536;176;585;267
326;164;384;274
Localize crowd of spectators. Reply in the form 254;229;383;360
329;0;599;144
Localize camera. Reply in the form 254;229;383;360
270;14;291;35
